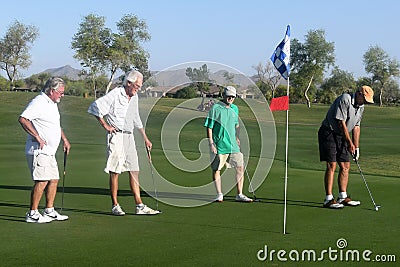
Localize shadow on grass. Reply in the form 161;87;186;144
0;185;324;224
0;200;112;222
0;185;324;208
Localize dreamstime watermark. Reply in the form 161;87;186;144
128;61;277;207
257;238;397;263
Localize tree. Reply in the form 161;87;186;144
185;64;211;93
71;14;110;98
382;79;400;105
24;72;52;91
38;73;52;88
105;14;150;93
363;45;400;106
0;20;39;90
291;29;335;107
223;71;235;84
24;74;41;90
318;67;356;103
0;75;10;91
71;14;151;97
252;61;281;99
175;86;197;99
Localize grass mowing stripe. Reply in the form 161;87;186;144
0;92;399;266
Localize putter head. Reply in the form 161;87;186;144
374;205;381;211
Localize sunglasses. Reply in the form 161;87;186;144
53;88;65;95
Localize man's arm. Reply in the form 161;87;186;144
94;116;116;133
138;128;152;150
352;125;360;159
338;120;355;155
235;124;240;147
352;125;360;148
18;116;46;149
61;128;71;154
207;127;217;154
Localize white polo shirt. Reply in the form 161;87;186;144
87;87;143;131
20;92;61;155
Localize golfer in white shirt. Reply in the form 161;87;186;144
19;77;71;223
88;70;160;215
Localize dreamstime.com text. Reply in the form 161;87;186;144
257;238;396;263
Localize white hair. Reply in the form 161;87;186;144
42;77;65;94
123;70;143;87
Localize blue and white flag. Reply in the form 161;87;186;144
270;25;290;80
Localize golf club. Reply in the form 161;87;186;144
61;150;67;213
353;156;381;211
244;167;260;202
145;145;160;212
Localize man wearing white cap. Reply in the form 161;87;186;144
318;85;374;209
204;86;253;203
88;70;160;215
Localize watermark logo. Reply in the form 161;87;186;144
257;238;396;263
132;61;276;207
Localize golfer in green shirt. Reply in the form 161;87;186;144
204;86;253;203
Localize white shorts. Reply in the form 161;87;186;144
26;152;59;181
105;132;139;174
210;152;244;171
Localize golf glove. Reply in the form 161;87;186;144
354;147;360;161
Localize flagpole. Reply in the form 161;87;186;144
283;77;289;235
269;24;290;235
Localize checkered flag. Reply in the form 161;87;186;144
270;25;291;80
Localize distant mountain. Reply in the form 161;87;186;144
40;65;82;80
210;70;254;88
38;65;263;88
149;69;255;90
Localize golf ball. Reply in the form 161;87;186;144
375;207;379;211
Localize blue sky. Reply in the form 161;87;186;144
1;0;399;79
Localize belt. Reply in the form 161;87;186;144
321;124;342;137
115;129;132;134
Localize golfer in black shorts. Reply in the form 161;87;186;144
318;86;374;209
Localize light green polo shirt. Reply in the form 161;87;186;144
204;101;240;154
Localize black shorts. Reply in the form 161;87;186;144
318;125;350;162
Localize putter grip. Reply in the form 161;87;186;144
145;146;152;162
63;151;67;169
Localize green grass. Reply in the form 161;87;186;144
0;92;399;266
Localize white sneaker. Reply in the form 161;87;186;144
337;197;361;206
111;204;126;216
215;193;224;202
136;205;160;215
26;210;52;223
235;194;253;202
323;199;344;209
43;209;69;221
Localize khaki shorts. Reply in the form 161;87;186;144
26;152;59;181
210;152;244;171
105;132;139;174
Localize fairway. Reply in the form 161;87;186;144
0;91;399;266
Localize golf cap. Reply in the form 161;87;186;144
224;86;236;97
360;85;374;104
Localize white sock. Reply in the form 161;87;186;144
136;204;145;208
45;207;54;213
339;192;347;199
30;210;38;215
325;195;334;201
